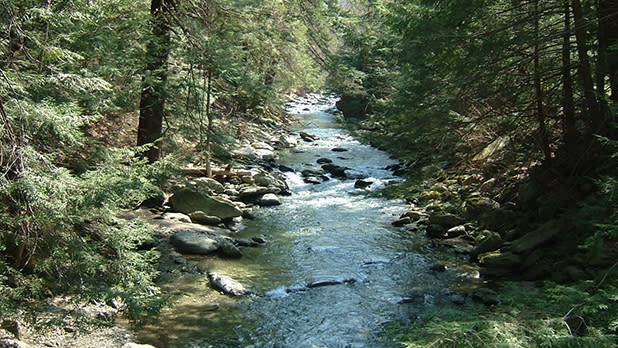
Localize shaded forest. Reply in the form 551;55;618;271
1;0;617;347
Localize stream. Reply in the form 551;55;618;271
136;95;453;348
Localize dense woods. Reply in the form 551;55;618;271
1;0;617;346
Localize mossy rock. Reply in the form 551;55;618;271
170;187;242;219
511;220;563;254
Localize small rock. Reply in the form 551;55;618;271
331;147;348;152
354;179;373;189
122;343;157;348
169;252;187;265
218;239;243;258
316;158;333;164
278;164;295;172
162;212;192;223
252;237;266;244
299;132;318;142
392;217;412;227
189;211;222;226
429;213;465;229
401;211;422;221
426;224;447;238
303;176;322;185
321;163;348;178
430;263;447;272
446;225;467;238
301;168;325;177
258;193;282;206
235;239;259;247
208;273;248;296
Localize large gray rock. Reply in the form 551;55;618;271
170;188;242;219
170;231;219;255
208;273;248;296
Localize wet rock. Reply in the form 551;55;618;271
252;237;267;244
218;239;243;258
392;217;412;227
162;212;192;223
331;147;348;152
303;176;323;185
401;211;423;221
430;263;447;272
429;213;465;229
301;168;325;177
354;179;373;189
278;164;295;172
208;273;248;296
446;225;467;238
299;131;318;142
426;224;447;238
321;163;348;178
242;209;256;220
307;278;356;288
258;193;282;206
169;188;242;219
189;211;222;226
316;158;333;164
235;239;259;247
170;231;219;255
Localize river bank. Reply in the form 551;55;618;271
338;100;618;347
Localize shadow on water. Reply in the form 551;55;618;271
136;95;454;348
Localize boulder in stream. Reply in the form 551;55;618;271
299;131;319;142
170;231;219;255
208;273;248;296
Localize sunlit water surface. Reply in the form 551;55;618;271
136;95;450;348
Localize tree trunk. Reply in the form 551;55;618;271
137;0;173;163
572;0;602;134
598;0;618;102
533;0;552;163
562;1;577;157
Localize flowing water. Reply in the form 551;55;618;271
137;95;452;348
